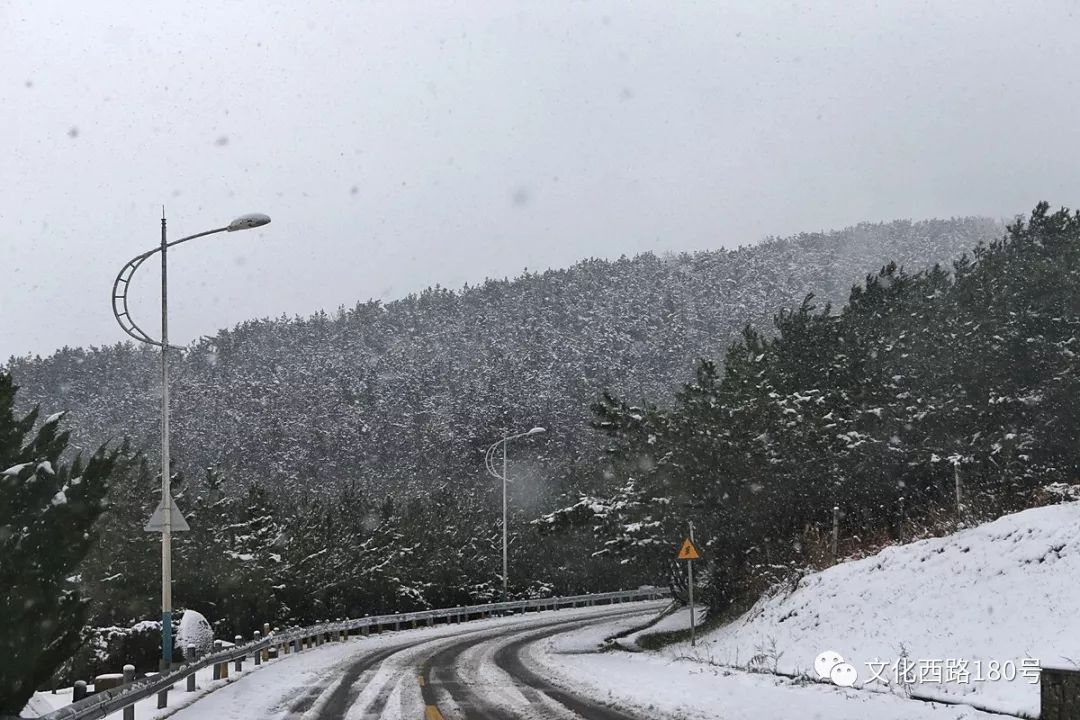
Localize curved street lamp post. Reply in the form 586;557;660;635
485;426;546;599
111;211;271;668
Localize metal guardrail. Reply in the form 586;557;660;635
37;587;667;720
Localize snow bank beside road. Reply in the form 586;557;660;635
527;615;1004;720
610;603;698;651
671;502;1080;716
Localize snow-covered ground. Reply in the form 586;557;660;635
653;502;1080;717
28;504;1076;719
528;618;1008;720
508;504;1080;719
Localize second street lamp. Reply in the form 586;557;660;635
485;426;546;599
110;210;271;669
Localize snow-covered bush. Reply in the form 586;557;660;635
60;620;165;685
176;609;214;659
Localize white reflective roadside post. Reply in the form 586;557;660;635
112;211;271;669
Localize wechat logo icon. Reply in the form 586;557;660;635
814;650;857;687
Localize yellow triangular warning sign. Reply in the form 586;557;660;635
677;537;700;560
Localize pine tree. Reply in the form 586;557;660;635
79;448;160;627
0;372;116;715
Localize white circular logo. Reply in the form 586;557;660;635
814;650;844;680
829;662;858;687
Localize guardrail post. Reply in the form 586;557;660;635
73;680;87;702
157;682;169;709
122;665;136;720
234;636;243;672
262;624;271;661
186;659;197;692
253;631;262;665
426;616;433;627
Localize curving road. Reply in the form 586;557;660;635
169;601;665;720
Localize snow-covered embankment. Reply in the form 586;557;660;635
671;502;1080;716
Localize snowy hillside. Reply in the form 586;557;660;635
673;502;1080;716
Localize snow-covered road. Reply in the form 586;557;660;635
156;596;1015;720
165;602;664;720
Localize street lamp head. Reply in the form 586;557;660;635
527;426;546;436
227;213;272;232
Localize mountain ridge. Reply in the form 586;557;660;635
6;215;1002;505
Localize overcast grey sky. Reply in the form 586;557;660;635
3;1;1078;359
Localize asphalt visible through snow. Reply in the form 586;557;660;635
288;604;659;720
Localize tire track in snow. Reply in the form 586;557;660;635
419;606;655;719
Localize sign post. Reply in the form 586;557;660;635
677;522;701;646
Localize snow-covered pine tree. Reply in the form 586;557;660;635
79;447;159;627
219;481;286;631
0;372;116;715
173;467;242;636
